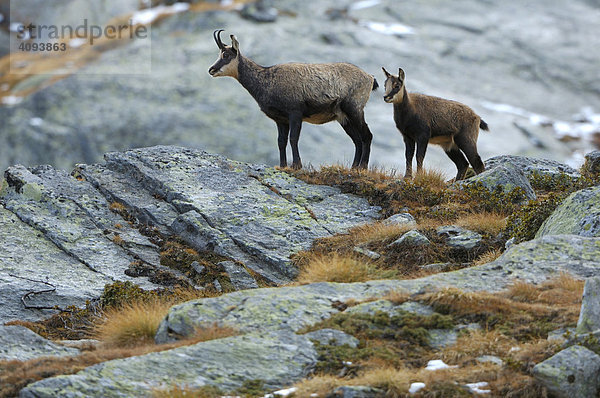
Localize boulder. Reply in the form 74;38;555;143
459;164;536;201
218;261;259;291
0;325;80;361
345;299;434;317
536;186;600;238
583;151;600;175
436;225;482;250
533;345;600;398
427;329;457;349
388;230;430;246
20;331;318;398
576;277;600;334
382;213;417;227
484;155;580;181
303;328;359;348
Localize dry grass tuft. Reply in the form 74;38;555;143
442;329;516;364
507;272;584;306
472;248;503;266
381;289;410;305
94;299;174;348
455;212;507;235
296;253;396;284
413;168;449;190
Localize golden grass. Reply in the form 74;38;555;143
472;248;503;266
380;289;410;305
455;212;507;235
442;329;516;364
152;385;222;398
296;253;396;284
94;299;174;348
506;272;583;306
413;168;449;190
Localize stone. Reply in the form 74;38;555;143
0;325;80;361
427;329;457;349
218;260;259;290
190;261;205;275
345;299;435;317
459;164;536;201
547;328;574;344
583;151;600;175
20;332;318;398
382;213;416;227
353;246;381;260
303;328;359;348
484;155;580;181
536;186;600;238
419;262;455;273
436;226;482;250
533;345;600;398
240;0;278;23
388;230;430;246
576;277;600;334
476;355;504;366
330;386;385;398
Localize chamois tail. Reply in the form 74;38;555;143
372;78;379;91
480;119;489;131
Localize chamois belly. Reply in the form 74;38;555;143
428;135;455;151
303;112;341;125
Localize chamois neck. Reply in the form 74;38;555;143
237;56;266;93
392;87;409;105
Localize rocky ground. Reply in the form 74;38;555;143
1;146;600;397
1;0;599;172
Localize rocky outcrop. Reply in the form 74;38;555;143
436;225;482;250
0;146;379;323
536;185;600;238
459;163;536;201
0;325;80;361
484;155;580;181
20;331;318;398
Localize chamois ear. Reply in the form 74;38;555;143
382;67;391;78
398;68;405;81
230;35;239;53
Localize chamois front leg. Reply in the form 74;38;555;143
403;135;415;179
289;113;303;170
276;121;289;168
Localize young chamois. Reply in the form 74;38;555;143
382;67;489;181
209;30;378;169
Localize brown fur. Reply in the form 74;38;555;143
383;67;488;180
209;31;377;169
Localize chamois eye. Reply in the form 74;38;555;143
223;52;229;58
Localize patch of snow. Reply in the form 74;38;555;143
350;0;382;11
359;21;415;36
130;2;190;25
425;359;457;371
262;388;297;398
409;382;426;394
565;150;586;169
343;361;353;366
466;382;491;394
1;96;22;106
69;38;87;48
29;117;43;127
509;346;520;353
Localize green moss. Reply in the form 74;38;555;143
459;181;526;215
233;379;266;397
505;193;566;243
99;281;159;309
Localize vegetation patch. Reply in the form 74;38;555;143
291;275;582;397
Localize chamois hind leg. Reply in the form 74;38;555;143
358;120;373;169
445;144;470;181
403;135;415;179
289;113;303;169
341;102;371;169
454;133;485;174
339;120;362;168
276;121;289;168
415;134;429;175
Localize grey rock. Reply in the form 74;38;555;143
437;225;482;250
382;213;416;227
219;260;259;290
0;325;79;361
190;261;205;275
304;328;359;348
428;329;457;349
476;355;504;366
241;0;278;23
548;328;575;343
576;277;600;334
584;151;600;174
330;386;385;398
536;186;600;238
533;345;600;398
397;301;435;316
388;230;430;246
353;246;381;260
505;236;516;249
419;262;454;272
459;164;536;201
346;300;435;318
20;331;318;398
156;235;600;343
212;279;222;293
485;155;580;181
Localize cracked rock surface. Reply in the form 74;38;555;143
0;146;379;323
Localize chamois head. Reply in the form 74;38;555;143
208;30;240;78
382;67;406;103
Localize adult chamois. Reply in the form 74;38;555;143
382;67;488;181
209;30;378;169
